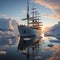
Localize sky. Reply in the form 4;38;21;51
0;0;60;28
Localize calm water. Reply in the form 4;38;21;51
0;36;60;60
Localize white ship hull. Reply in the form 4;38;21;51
18;25;42;50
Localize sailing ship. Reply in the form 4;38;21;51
18;0;42;50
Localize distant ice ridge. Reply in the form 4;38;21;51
0;18;19;45
44;22;60;39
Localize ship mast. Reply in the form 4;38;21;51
22;0;42;28
32;0;35;27
27;0;29;26
29;0;42;29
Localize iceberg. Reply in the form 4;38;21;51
44;22;60;39
0;18;19;45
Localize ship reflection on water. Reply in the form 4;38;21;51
0;36;60;60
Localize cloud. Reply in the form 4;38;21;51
43;46;60;60
0;14;9;19
0;14;21;26
47;57;60;60
34;0;60;20
0;14;21;20
42;14;60;20
22;10;27;15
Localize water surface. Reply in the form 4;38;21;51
0;37;60;60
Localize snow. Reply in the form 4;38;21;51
44;22;60;39
0;18;19;45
